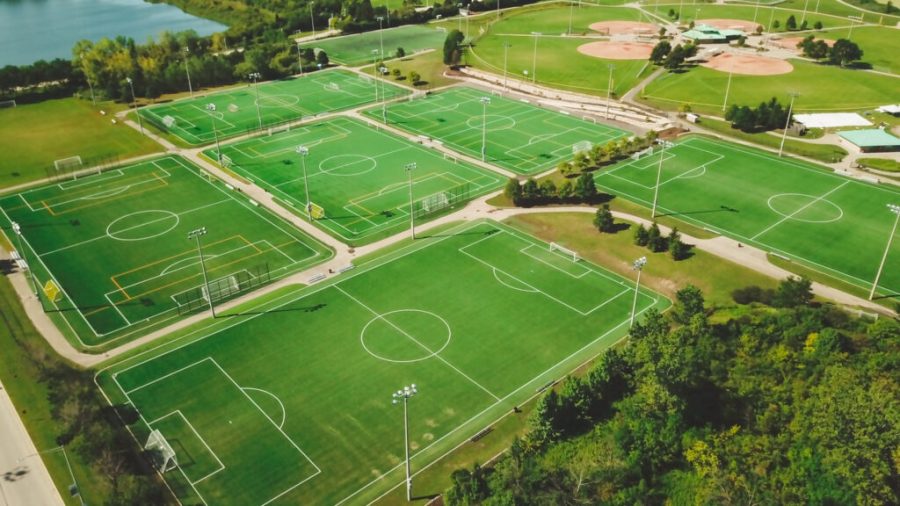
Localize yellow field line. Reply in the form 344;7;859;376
41;201;56;216
112;235;243;281
110;277;131;300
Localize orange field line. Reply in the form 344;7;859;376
111;235;243;282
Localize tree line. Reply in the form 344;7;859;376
724;96;790;133
446;283;899;504
797;37;864;67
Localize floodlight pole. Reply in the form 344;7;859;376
869;204;900;300
722;57;734;111
377;16;385;61
631;257;647;327
206;103;222;163
11;222;39;296
80;53;96;106
606;64;615;119
406;162;417;239
297;146;312;217
249;72;263;130
184;47;194;98
372;50;380;105
497;0;501;18
778;92;798;157
480;96;491;161
531;32;540;83
502;41;511;89
126;77;144;135
568;1;575;35
651;140;666;218
188;227;216;318
753;0;760;23
392;384;418;502
801;0;809;24
310;1;317;38
296;41;305;76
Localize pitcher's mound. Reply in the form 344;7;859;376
701;53;793;75
589;21;658;35
697;18;761;32
578;41;654;60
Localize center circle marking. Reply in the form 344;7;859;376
255;94;300;108
360;309;452;363
106;210;179;241
319;154;378;177
466;115;516;131
767;193;844;224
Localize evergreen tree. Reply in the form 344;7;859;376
593;204;615;232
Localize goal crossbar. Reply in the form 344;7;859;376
549;242;580;262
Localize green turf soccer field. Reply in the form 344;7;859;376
370;86;630;175
139;69;409;146
204;116;504;245
301;25;447;65
596;135;900;297
97;219;666;505
0;156;331;347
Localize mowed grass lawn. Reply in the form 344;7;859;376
372;86;630;175
205;117;504;245
96;219;667;505
641;59;899;114
809;25;900;74
0;156;331;348
0;98;161;189
595;135;900;297
302;25;448;65
469;5;654;95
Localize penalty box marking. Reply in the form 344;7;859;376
148;409;227;486
119;356;321;506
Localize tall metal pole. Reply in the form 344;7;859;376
503;41;511;89
630;257;647;327
753;0;760;23
126;77;144;135
568;1;575;35
296;41;305;76
297;146;312;217
371;50;380;106
722;57;734;111
480;97;490;161
310;1;316;38
531;32;540;83
392;384;418;502
778;92;798;157
206;103;222;163
406;162;416;239
869;204;900;300
606;64;615;119
188;227;216;318
184;47;194;98
249;72;263;130
377;16;385;60
651;141;666;218
497;0;501;18
11;222;39;296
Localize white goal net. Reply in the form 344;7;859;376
549;242;580;262
220;154;233;167
0;99;16;108
162;115;177;128
632;146;653;160
421;192;450;213
54;156;83;172
572;140;592;155
228;103;239;113
268;124;291;136
145;429;177;472
202;274;240;302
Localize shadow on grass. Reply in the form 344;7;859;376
223;303;328;318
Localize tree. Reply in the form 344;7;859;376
800;20;808;30
539;179;557;199
664;44;686;70
668;227;690;260
504;177;522;203
814;21;823;30
558;180;574;200
594;204;615;233
786;15;797;30
443;29;465;65
408;70;421;85
316;50;329;66
396;47;405;58
829;39;863;66
647;222;666;252
672;285;705;324
773;20;781;29
634;224;649;246
522;178;539;202
574;172;597;201
391;68;401;79
649;41;672;64
773;276;813;307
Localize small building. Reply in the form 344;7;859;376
682;24;744;44
838;129;900;153
877;104;900;116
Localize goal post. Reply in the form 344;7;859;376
309;202;325;219
549;242;580;262
0;99;17;108
268;124;291;136
145;429;177;472
54;156;83;179
421;191;450;213
162;115;177;128
631;146;654;160
572;141;592;155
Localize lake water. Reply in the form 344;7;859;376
0;0;227;66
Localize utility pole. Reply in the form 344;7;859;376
296;41;305;76
606;64;615;119
310;1;316;38
184;47;194;98
631;257;647;327
249;72;263;130
296;146;312;217
206;103;222;163
125;77;144;135
869;204;900;300
651;140;667;218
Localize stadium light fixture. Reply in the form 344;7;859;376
206;103;222;163
296;146;313;217
778;92;799;157
630;256;647;327
869;204;900;300
530;32;541;83
125;77;144;135
392;384;418;501
480;96;491;161
187;227;216;318
651;139;667;218
249;72;263;130
184;47;194;98
606;64;615;120
406;162;417;239
10;222;38;296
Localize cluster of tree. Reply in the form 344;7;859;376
798;37;864;66
558;131;658;178
0;59;80;102
666;8;680;21
724;96;790;133
849;0;898;13
649;41;698;70
731;276;814;307
446;283;900;505
443;29;467;66
503;172;602;206
465;0;544;14
633;222;690;260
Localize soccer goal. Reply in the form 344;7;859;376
549;242;580;262
145;429;177;472
443;153;458;164
325;82;341;91
572;141;592;155
54;156;83;179
0;99;15;109
268;123;291;136
421;192;450;213
631;146;653;160
220;154;233;167
202;274;241;303
309;202;326;219
228;103;240;113
162;115;177;128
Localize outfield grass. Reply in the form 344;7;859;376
96;219;667;505
370;86;631;175
0;156;331;348
696;117;848;163
0;98;161;190
203;117;504;245
808;25;900;75
594;135;900;297
139;69;408;145
301;25;448;65
468;5;654;96
641;59;899;114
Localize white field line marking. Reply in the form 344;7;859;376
519;244;591;279
103;292;132;327
334;285;502;402
242;387;288;429
125;357;213;395
148;410;227;486
751;181;850;240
